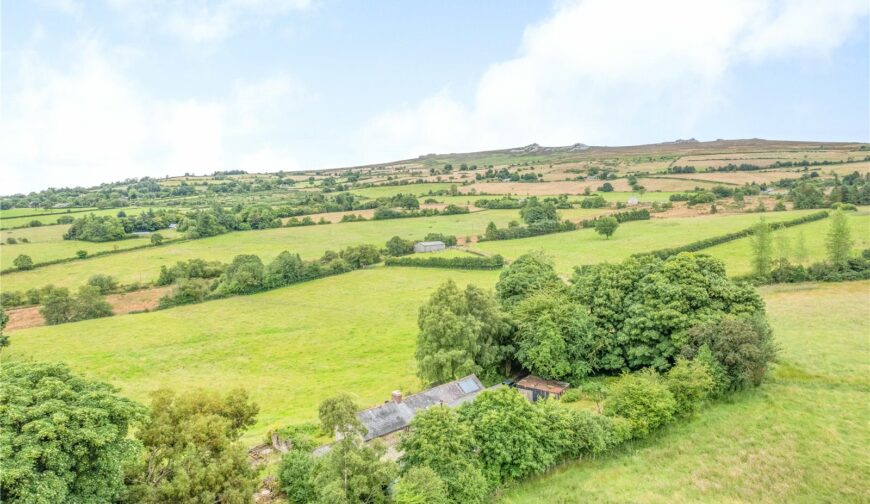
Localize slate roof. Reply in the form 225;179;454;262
356;374;484;441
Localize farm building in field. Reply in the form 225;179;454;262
516;375;570;401
413;240;446;253
627;197;639;206
354;374;487;443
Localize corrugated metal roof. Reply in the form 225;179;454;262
356;374;484;441
516;375;571;395
415;241;445;247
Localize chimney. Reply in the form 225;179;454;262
391;390;403;404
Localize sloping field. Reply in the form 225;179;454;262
0;226;182;269
656;170;808;185
0;206;177;229
349;182;457;198
0;210;529;292
474;209;822;274
4;267;501;444
705;210;870;276
500;281;870;503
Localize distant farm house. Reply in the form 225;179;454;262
354;374;488;443
413;240;446;253
627;197;639;206
515;375;571;401
168;223;178;230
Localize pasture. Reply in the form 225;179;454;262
349;182;457;198
500;280;870;503
4;267;501;444
474;209;824;274
0;209;535;292
0;226;182;270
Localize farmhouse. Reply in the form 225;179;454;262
515;375;570;401
355;374;486;443
413;240;446;253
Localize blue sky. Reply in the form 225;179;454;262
2;0;869;194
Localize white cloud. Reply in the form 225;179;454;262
358;0;869;161
0;39;306;194
104;0;312;43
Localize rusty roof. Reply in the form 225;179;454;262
515;375;571;394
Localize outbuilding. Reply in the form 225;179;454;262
413;240;446;253
515;375;571;401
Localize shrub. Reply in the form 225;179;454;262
56;215;75;224
277;449;317;504
157;258;226;286
87;274;118;294
665;358;714;417
150;233;164;245
76;250;88;259
72;286;114;321
559;388;582;403
393;467;449;504
339;244;381;268
423;233;458;246
579;195;608;208
386;235;415;256
604;369;676;438
594;216;619;239
5;237;17;245
683;315;777;392
40;288;75;325
216;255;265;294
158;279;211;308
13;254;33;271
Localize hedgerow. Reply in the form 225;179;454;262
385;254;504;270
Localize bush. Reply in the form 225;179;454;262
158;279;212;308
276;449;317;504
339;244;381;268
5;237;17;245
157;259;226;286
683;315;777;392
72;286;114;321
13;254;33;271
665;358;714;417
56;215;75;224
216;255;266;294
386;235;415;256
393;467;449;504
423;233;458;246
76;250;88;259
579;195;608;208
150;233;164;245
559;389;582;403
87;274;118;294
604;369;676;438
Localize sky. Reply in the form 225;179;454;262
1;0;869;195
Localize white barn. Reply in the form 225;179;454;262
413;241;446;253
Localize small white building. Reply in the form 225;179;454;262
627;197;639;206
413;241;446;253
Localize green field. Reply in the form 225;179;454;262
705;210;870;276
0;226;182;270
500;280;870;503
474;209;824;274
0;207;97;219
5;267;501;444
0;210;530;292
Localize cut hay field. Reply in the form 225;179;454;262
500;280;870;503
0;210;532;292
4;267;501;445
474;209;824;274
0;226;183;270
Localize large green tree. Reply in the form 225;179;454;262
571;253;765;371
398;406;489;503
415;280;511;384
458;388;553;482
495;253;564;307
313;437;397;504
0;362;145;503
512;290;597;380
318;394;364;438
123;389;259;504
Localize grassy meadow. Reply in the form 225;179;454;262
0;226;182;270
0;208;602;292
5;267;501;444
474;209;824;274
499;281;870;503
